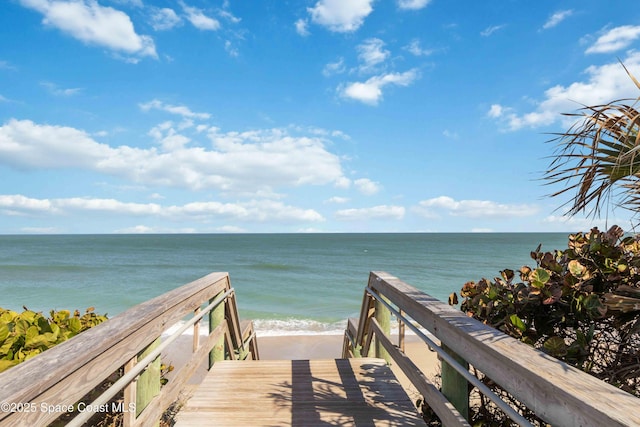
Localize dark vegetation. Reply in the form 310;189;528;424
448;226;640;425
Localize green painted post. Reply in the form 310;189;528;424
209;291;226;369
136;337;161;425
374;296;391;364
441;344;469;421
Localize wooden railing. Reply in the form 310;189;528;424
0;272;258;427
343;271;640;427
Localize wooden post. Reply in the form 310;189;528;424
193;307;201;353
122;357;137;427
398;309;405;353
136;337;161;426
374;295;391;364
209;291;226;369
441;344;469;421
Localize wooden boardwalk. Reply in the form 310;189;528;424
174;358;425;426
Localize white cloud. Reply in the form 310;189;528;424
180;1;220;31
416;196;537;218
326;196;349;204
442;129;458;139
397;0;431;10
541;215;616;232
218;9;240;24
481;24;506;37
0;119;113;169
354;178;380;195
40;81;82;96
216;225;247;233
586;25;640;54
139;99;211;119
0;61;17;71
0;194;325;224
20;227;60;234
224;40;239;57
116;225;155;233
295;19;310;36
0;119;349;193
334;176;351;189
404;39;433;57
150;8;182;31
323;58;346;77
335;205;405;221
542;10;573;30
18;0;157;59
489;51;640;130
308;0;374;33
340;69;420;105
0;194;55;215
487;104;505;118
357;38;390;73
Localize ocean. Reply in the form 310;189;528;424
0;233;570;335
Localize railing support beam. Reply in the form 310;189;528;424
209;291;226;368
441;344;469;421
374;295;391;364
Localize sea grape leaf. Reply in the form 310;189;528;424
568;260;587;278
14;320;29;336
25;325;39;342
37;316;52;334
0;323;9;344
20;310;36;324
542;285;563;305
49;323;60;340
0;311;17;323
0;359;18;373
509;314;526;333
530;268;551;288
53;310;70;324
544;336;567;357
25;334;51;350
583;294;607;318
501;269;514;282
0;339;14;356
448;293;458;305
24;349;41;361
68;317;81;334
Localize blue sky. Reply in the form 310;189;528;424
1;0;640;234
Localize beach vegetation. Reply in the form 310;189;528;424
0;306;107;372
0;306;178;425
544;64;640;223
449;226;640;424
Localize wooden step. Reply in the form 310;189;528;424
175;358;425;426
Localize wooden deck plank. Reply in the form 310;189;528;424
175;358;425;426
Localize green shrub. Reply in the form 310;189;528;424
0;306;107;372
448;226;640;424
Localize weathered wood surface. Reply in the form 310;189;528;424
174;358;425;427
0;272;231;426
367;271;640;427
368;319;470;427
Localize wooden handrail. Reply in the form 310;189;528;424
344;271;640;427
0;272;258;426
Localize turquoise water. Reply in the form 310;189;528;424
0;233;570;334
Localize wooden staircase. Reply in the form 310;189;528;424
2;271;639;427
175;358;423;426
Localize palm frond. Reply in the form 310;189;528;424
544;66;640;222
